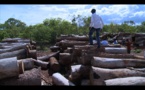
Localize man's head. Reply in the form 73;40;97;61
91;9;96;14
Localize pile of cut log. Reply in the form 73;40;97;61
1;34;145;86
48;34;145;86
0;38;42;85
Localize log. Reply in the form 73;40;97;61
33;59;48;70
64;47;73;53
0;46;12;49
70;65;82;81
98;53;134;58
92;66;145;85
37;51;60;61
49;57;60;72
92;57;145;68
0;68;41;85
28;50;37;59
0;49;27;59
52;72;75;86
105;47;127;54
50;46;60;52
60;40;88;49
0;44;27;54
105;77;145;86
59;53;72;65
0;57;19;80
56;35;89;41
18;58;35;70
79;53;93;65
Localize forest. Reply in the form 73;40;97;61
0;15;145;49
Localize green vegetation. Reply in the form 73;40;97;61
133;49;142;53
0;15;145;47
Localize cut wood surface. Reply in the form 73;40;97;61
52;72;75;86
28;50;37;59
0;68;41;85
0;57;19;80
59;53;72;65
92;57;145;68
18;58;35;70
18;60;24;74
49;57;60;72
105;76;145;86
70;65;82;81
105;47;127;54
0;49;27;59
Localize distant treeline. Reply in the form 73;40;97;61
0;15;145;44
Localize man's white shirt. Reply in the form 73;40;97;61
90;13;104;29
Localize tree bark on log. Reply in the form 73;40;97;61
0;49;27;59
56;36;89;42
105;76;145;86
49;57;60;72
0;46;12;49
37;51;60;61
18;58;35;70
0;44;27;54
92;57;145;68
105;47;127;54
0;68;41;85
91;66;145;85
33;59;48;70
52;72;75;86
98;53;134;58
0;57;19;80
59;40;88;50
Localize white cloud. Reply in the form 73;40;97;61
129;11;145;18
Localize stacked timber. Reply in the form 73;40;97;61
46;34;145;86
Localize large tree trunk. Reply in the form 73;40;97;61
92;57;145;68
37;51;60;61
105;77;145;86
105;47;127;54
52;72;75;86
91;66;145;85
0;57;19;80
0;49;27;59
0;44;27;54
0;68;41;85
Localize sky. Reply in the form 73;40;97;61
0;4;145;26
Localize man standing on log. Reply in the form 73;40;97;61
89;9;104;48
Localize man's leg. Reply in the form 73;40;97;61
96;28;101;48
89;28;95;45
